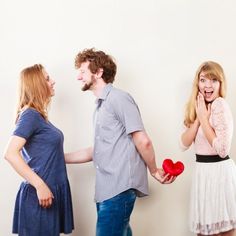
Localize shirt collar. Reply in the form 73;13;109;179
96;83;113;103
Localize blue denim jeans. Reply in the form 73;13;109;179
96;189;137;236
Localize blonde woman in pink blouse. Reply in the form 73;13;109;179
181;61;236;236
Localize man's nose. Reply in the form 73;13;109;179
77;74;82;80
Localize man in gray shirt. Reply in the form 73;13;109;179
65;48;175;236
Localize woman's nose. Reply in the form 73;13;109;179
205;79;212;87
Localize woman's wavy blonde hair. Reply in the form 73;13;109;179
16;64;51;121
184;61;226;127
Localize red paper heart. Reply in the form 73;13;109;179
162;159;184;176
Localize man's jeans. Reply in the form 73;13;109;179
96;189;137;236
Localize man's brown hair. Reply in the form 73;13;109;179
75;48;117;83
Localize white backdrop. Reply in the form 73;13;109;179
1;0;236;235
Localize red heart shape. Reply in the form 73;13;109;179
162;159;184;176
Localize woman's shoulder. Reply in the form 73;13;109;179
18;107;43;121
212;97;227;106
211;97;231;113
20;107;39;115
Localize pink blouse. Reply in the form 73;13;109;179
181;97;233;158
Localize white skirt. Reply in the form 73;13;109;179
190;159;236;235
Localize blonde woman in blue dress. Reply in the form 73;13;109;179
4;64;74;236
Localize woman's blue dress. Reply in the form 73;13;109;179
12;108;74;235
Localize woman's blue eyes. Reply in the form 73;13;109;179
200;78;218;83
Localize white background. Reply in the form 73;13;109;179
1;0;236;235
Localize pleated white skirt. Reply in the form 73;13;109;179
189;159;236;235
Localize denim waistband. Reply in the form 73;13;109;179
196;154;230;163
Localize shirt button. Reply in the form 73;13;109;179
96;165;99;169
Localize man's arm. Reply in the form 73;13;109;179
131;131;175;184
65;147;93;164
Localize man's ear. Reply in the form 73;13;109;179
96;68;104;79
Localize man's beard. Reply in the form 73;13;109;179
81;81;93;91
81;76;95;91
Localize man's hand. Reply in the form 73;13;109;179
151;168;176;184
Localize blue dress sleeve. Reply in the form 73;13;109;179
13;109;41;140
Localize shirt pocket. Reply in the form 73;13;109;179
98;107;117;141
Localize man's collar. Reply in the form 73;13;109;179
98;83;113;100
95;83;113;105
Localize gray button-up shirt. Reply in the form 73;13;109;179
93;83;148;202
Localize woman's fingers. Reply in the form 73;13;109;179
39;196;53;208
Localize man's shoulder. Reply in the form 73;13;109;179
110;86;133;100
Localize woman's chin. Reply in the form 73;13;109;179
204;96;214;103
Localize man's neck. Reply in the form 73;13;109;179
92;80;107;98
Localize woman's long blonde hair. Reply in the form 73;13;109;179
184;61;226;127
16;64;51;121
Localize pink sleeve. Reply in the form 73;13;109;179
211;98;233;158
